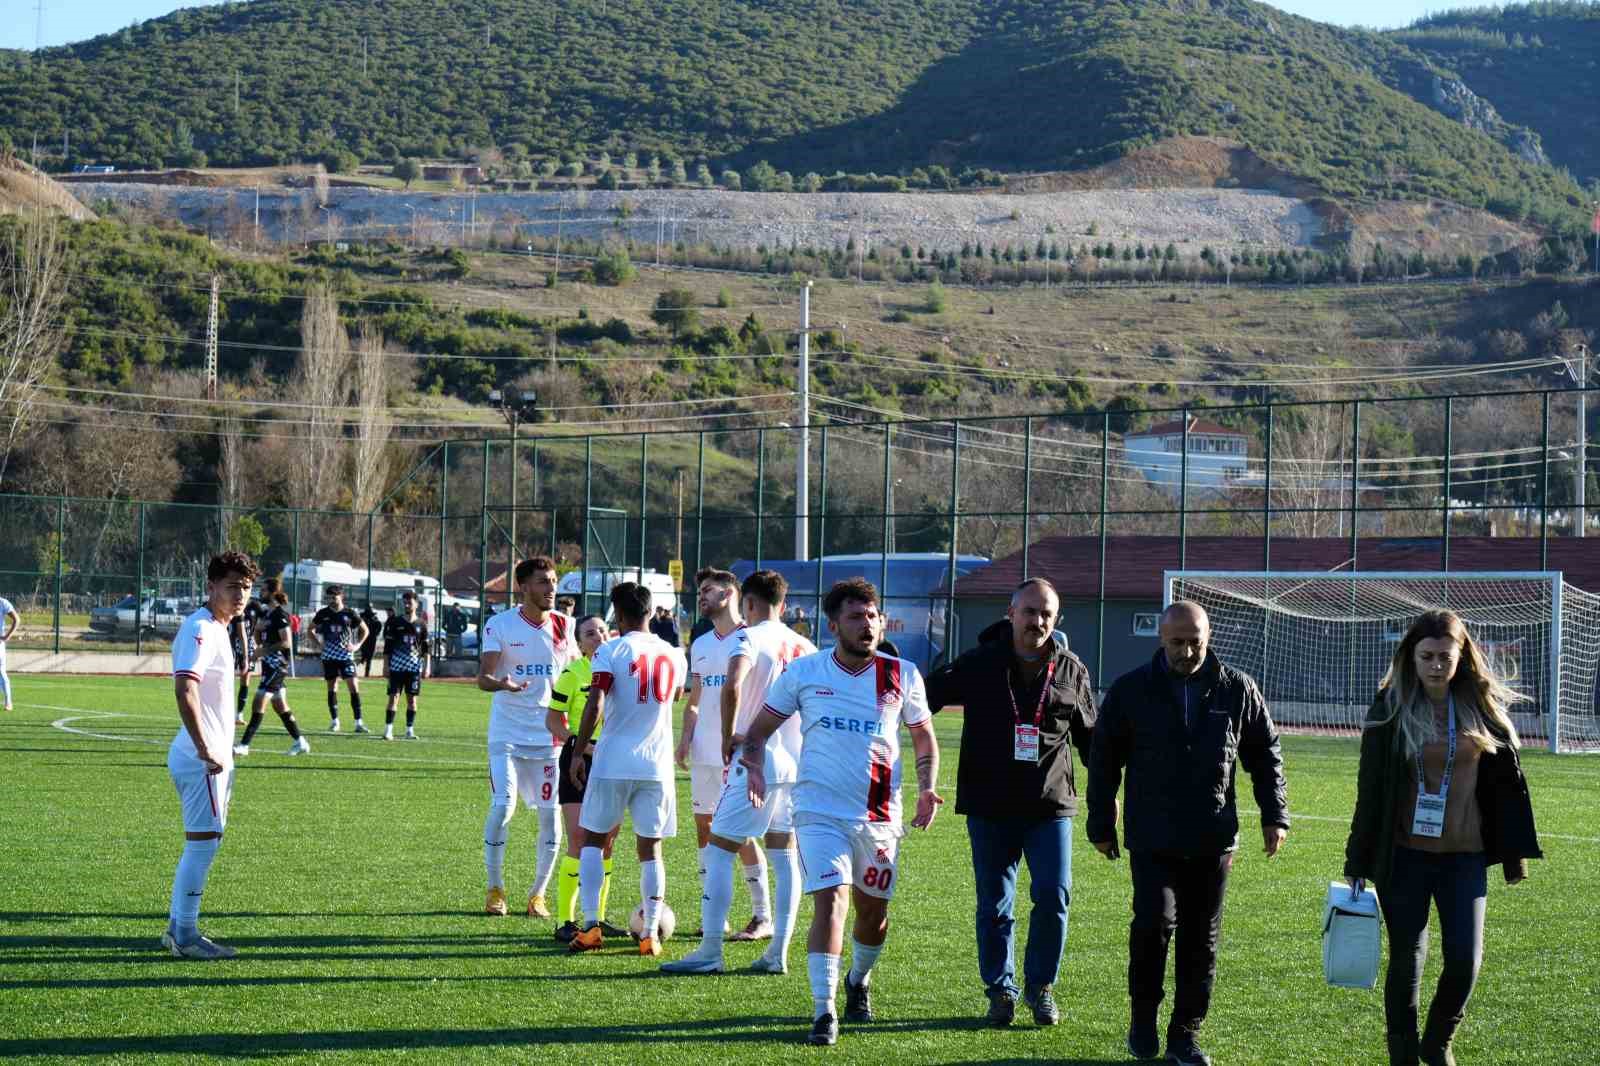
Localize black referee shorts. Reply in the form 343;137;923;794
557;736;594;806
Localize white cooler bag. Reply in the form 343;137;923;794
1322;881;1381;989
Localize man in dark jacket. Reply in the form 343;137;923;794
1086;601;1289;1066
926;578;1096;1029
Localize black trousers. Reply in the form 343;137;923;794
1379;847;1487;1043
1128;850;1232;1041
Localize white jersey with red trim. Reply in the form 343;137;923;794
481;607;576;750
687;621;744;768
761;649;931;826
169;607;238;771
730;619;816;784
589;629;687;783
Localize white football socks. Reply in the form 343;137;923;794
744;851;771;922
578;846;605;926
700;846;737;950
848;937;884;987
531;807;561;897
483;803;512;890
168;837;220;943
769;847;800;957
808;951;841;1019
639;859;666;941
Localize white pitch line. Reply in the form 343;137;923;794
1243;807;1600;845
37;706;480;768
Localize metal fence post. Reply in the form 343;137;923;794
136;502;146;657
478;439;489;670
1541;394;1551;569
53;495;64;655
639;433;648;575
1097;413;1110;688
693;432;705;628
437;442;449;657
755;429;766;566
815;425;829;626
945;420;960;659
1262;405;1273;690
1443;396;1453;573
365;512;375;607
881;423;893;596
582;436;593;616
1349;401;1362;566
1179;407;1189;568
1021;416;1033;578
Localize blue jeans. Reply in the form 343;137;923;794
967;814;1072;996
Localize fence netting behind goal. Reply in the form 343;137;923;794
1166;571;1600;753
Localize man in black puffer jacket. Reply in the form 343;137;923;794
1086;600;1289;1066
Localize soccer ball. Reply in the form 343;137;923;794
627;901;676;941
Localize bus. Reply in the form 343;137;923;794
729;553;989;673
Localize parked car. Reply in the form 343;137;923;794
88;596;192;636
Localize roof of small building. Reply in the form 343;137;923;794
1129;416;1247;438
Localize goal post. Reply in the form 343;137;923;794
1163;570;1600;754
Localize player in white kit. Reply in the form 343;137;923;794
664;568;816;976
568;582;687;956
738;578;942;1046
161;550;260;959
674;567;769;939
0;595;18;711
476;557;576;917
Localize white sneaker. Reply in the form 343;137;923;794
382;727;394;741
660;944;725;974
160;930;237;959
353;721;370;735
287;737;311;755
404;728;417;740
749;949;788;975
328;719;341;733
232;744;250;757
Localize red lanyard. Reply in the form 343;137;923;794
1009;659;1056;726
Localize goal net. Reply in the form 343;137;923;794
1164;570;1600;754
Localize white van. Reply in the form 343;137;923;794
556;567;679;620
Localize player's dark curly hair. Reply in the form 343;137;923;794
208;551;260;584
741;569;788;607
822;577;877;620
515;556;557;585
610;581;652;623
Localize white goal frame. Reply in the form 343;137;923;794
1163;570;1595;754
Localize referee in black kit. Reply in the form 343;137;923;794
926;578;1097;1029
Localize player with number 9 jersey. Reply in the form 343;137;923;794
481;606;576;754
730;619;816;784
762;649;932;826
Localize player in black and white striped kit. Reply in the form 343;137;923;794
382;590;430;741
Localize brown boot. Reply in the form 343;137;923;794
1387;1029;1420;1066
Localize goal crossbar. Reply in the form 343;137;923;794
1164;570;1597;754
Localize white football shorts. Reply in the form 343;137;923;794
579;778;677;839
488;743;561;811
690;763;728;816
796;814;903;900
169;752;233;835
709;761;794;840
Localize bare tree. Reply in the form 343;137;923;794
0;210;66;484
289;283;349;509
218;415;244;507
349;323;392;515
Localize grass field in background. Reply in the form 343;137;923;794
1;674;1595;1065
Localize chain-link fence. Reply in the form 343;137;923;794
6;387;1597;686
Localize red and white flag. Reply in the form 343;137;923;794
1593;207;1600;235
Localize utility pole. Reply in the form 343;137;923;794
204;275;220;401
253;185;260;244
491;389;538;605
1592;199;1599;277
795;281;812;561
1561;344;1592;537
362;35;368;75
34;0;44;53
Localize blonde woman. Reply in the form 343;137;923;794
1344;610;1542;1066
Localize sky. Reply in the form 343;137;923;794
2;0;1459;51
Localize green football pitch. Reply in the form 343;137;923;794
1;674;1594;1065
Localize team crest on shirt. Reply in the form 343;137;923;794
544;764;556;779
878;691;902;710
875;847;890;862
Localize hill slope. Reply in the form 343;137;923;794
1391;1;1600;187
0;0;1584;224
